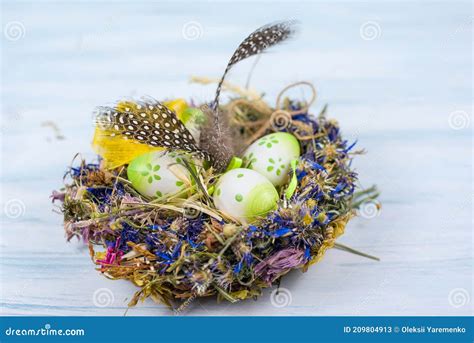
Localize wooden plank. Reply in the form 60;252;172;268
1;1;471;316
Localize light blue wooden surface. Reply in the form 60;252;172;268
1;0;472;316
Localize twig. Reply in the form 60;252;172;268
334;242;380;261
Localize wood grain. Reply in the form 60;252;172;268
1;1;471;316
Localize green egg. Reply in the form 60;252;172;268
242;132;300;186
213;168;278;223
127;151;189;198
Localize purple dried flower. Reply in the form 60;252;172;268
50;190;65;203
255;248;305;284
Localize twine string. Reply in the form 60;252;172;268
224;81;317;145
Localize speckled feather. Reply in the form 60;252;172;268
94;22;296;170
212;21;297;111
202;21;297;170
95;99;210;161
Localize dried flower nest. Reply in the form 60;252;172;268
53;82;377;312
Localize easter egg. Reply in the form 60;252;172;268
213;168;279;223
127;151;190;198
242;132;300;186
180;107;206;142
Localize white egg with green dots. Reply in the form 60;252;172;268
213;168;279;223
242;132;301;186
127;151;189;198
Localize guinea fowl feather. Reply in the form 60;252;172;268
94;21;296;171
212;20;297;112
201;20;298;170
95;99;210;161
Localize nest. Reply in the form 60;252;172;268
53;81;377;312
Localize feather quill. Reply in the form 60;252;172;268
94;21;296;171
201;20;297;170
212;20;297;112
198;104;234;171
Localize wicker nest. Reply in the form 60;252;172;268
54;82;374;312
